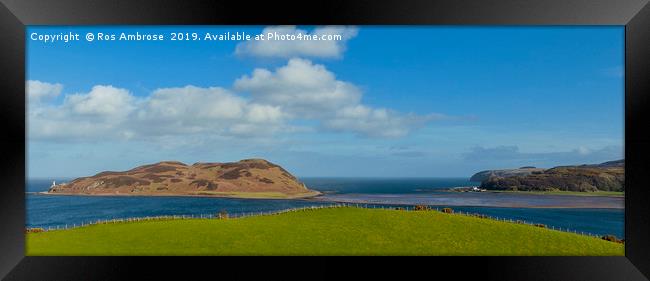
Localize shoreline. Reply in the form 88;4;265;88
306;196;624;209
307;191;624;209
443;188;624;198
36;190;323;200
480;190;624;198
306;199;624;209
32;190;624;209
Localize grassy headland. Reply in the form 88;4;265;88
46;159;319;199
26;207;623;256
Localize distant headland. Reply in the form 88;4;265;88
470;160;624;193
46;159;320;199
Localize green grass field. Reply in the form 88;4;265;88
26;207;624;256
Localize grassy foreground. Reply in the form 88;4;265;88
26;207;623;256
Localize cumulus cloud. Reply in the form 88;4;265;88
29;85;136;141
138;86;245;123
235;58;361;116
235;26;358;59
235;58;442;138
27;80;62;103
29;60;443;141
65;85;135;118
136;86;289;137
28;84;293;141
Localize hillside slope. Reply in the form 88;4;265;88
476;160;624;192
26;207;623;256
470;167;546;182
47;159;319;198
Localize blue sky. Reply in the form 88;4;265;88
27;26;624;178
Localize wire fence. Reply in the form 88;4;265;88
24;203;615;240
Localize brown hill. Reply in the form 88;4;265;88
47;159;320;199
478;160;624;192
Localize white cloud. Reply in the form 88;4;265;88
138;86;245;121
135;86;290;137
29;60;443;141
28;84;293;141
29;85;136;141
64;85;135;118
235;26;358;59
246;103;286;123
235;58;361;116
27;83;137;141
324;105;443;138
27;80;62;103
235;58;441;137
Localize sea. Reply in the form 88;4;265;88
26;178;624;237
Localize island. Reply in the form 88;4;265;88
470;160;624;193
46;159;321;199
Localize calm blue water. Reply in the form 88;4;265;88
26;178;624;237
302;177;478;194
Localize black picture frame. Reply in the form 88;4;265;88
1;0;649;280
